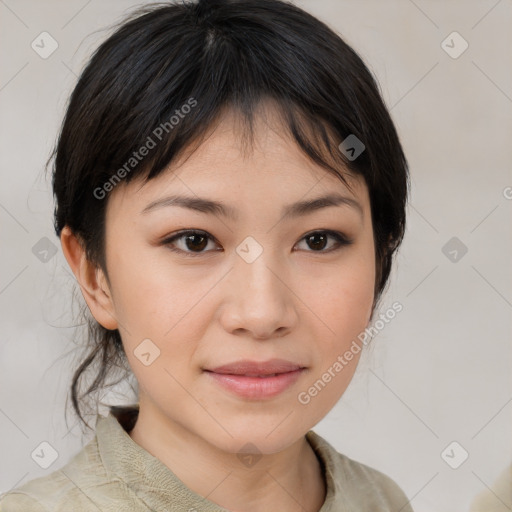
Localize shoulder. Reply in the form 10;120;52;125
306;430;414;511
0;435;134;512
335;452;414;510
0;492;48;512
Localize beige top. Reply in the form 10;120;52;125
0;406;413;511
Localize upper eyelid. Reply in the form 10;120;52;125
164;229;219;244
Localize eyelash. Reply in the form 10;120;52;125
160;229;353;258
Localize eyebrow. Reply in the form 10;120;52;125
141;193;363;220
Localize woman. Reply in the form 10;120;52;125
0;0;412;510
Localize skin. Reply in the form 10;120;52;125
61;104;376;512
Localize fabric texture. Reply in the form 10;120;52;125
0;406;413;511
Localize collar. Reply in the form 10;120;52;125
96;405;339;511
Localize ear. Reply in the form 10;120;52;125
60;226;118;331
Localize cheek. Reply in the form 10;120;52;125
295;255;374;418
107;238;189;321
106;244;221;360
303;250;375;339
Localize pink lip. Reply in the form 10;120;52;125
205;369;305;399
204;359;307;400
207;358;304;375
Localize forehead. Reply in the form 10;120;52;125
107;105;369;217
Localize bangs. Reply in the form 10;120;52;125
129;97;356;195
71;1;368;198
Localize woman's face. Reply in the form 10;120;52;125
98;107;375;454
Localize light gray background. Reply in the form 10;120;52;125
1;1;511;510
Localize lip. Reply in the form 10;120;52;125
207;358;304;376
204;359;307;400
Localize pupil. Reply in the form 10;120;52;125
308;233;327;251
186;234;208;251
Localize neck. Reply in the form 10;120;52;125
128;401;326;512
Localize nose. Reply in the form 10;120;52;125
218;251;298;340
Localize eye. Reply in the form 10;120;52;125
161;229;352;257
295;230;353;253
161;230;221;257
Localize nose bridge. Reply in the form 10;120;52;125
221;239;297;337
235;244;284;304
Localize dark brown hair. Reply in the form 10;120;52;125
49;0;409;429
